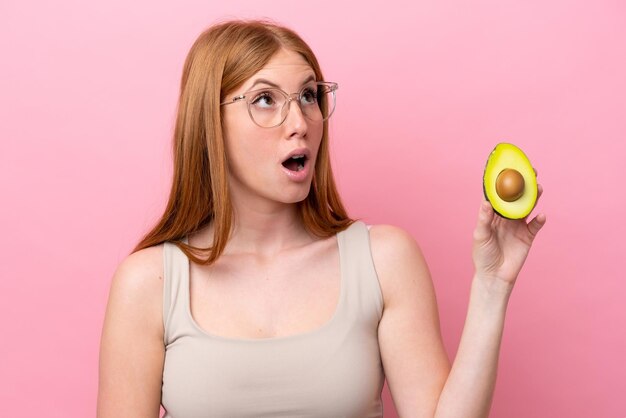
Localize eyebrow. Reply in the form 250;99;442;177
248;74;316;90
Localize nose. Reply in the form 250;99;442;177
282;94;308;137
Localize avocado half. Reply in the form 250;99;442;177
483;143;537;219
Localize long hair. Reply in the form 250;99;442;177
131;19;354;264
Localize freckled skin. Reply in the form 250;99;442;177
221;48;324;209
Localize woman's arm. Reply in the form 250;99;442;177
374;188;545;418
432;275;511;417
97;246;165;418
373;225;451;418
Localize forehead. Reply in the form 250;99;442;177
240;48;316;91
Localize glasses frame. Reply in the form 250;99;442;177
219;81;338;128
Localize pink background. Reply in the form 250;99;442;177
1;0;625;417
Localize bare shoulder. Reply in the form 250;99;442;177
105;243;165;327
368;223;422;255
367;224;450;417
111;244;164;302
97;244;165;417
107;244;165;331
367;224;431;308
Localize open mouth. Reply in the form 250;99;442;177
281;154;307;172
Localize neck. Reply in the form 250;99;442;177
199;194;314;259
229;203;311;256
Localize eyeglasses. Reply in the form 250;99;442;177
220;81;338;128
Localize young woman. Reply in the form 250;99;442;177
97;19;546;418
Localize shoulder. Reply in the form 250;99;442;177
367;223;422;258
366;224;431;309
367;224;428;274
106;244;165;337
365;224;449;415
111;244;164;296
98;244;166;416
114;243;164;281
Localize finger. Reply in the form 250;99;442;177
527;213;547;238
523;184;543;220
473;200;494;242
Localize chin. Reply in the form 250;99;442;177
280;186;312;204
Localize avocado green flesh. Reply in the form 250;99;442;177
483;143;537;219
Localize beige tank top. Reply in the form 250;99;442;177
161;220;385;417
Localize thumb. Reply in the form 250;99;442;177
473;200;494;243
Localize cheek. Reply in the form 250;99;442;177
223;115;252;164
310;125;324;153
224;128;274;176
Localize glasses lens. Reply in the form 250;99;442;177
247;83;337;128
311;83;336;122
248;89;285;128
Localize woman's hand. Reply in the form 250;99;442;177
472;181;546;292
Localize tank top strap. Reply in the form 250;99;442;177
162;222;384;346
338;220;384;323
162;237;191;346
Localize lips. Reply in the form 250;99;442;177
282;155;307;172
281;148;311;182
280;148;311;172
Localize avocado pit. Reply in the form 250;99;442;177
496;168;525;202
482;143;537;219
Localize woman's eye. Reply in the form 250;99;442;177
301;88;317;104
251;92;277;108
